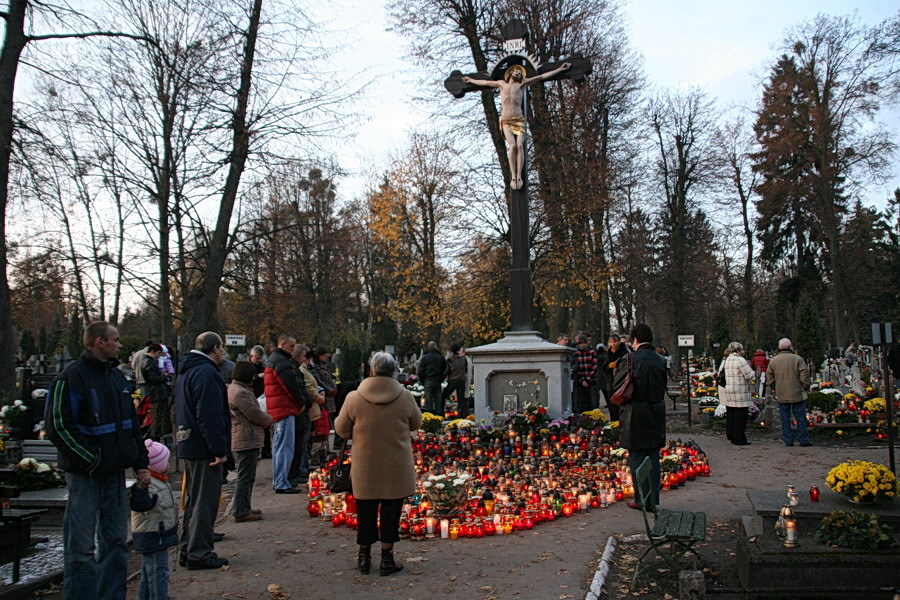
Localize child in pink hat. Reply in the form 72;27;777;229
130;440;178;599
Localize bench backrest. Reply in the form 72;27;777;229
633;456;654;531
22;440;58;465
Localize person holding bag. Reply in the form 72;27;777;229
719;343;755;446
614;324;667;512
334;353;422;577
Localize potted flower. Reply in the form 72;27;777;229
423;471;471;517
814;510;895;549
1;400;31;439
825;460;898;504
420;412;444;435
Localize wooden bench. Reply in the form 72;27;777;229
631;456;707;590
22;439;58;465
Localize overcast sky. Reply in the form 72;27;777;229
323;0;899;206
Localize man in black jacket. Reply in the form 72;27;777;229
46;321;150;600
175;331;230;570
614;324;666;511
418;341;446;415
141;343;171;441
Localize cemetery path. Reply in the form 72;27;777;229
151;430;889;600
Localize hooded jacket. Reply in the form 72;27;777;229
45;350;148;475
333;376;423;500
129;476;178;553
174;351;230;459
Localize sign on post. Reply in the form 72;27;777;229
224;334;246;347
677;335;695;347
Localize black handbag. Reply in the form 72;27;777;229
329;443;352;494
716;367;727;388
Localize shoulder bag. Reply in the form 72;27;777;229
329;442;352;494
609;352;634;407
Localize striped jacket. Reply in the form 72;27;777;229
45;350;148;475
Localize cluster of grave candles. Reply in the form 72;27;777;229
305;430;710;539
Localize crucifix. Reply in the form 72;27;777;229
444;20;591;333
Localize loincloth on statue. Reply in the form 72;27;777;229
499;116;526;136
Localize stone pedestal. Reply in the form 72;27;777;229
467;331;574;422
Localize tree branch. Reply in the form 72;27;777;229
27;30;154;45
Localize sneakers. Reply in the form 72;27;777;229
186;554;229;570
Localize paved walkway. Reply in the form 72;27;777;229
156;430;891;600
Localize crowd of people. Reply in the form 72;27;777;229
44;324;354;599
43;318;865;599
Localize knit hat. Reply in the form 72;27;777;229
145;439;170;474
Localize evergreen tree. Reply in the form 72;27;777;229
794;292;824;364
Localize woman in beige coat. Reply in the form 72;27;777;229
334;352;423;577
229;361;274;522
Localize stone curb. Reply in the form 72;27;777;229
585;533;648;599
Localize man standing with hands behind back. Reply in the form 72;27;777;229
175;331;231;570
46;321;150;600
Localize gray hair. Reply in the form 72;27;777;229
778;338;792;351
195;331;222;355
250;345;265;357
370;352;397;377
727;341;744;354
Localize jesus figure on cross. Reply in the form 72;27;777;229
463;62;571;190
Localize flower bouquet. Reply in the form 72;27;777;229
814;510;895;549
825;460;897;504
1;400;29;424
420;412;444;434
10;457;66;491
423;472;471;516
504;402;550;435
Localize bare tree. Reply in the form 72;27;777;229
1;0;148;397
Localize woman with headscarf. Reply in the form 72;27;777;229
334;352;422;576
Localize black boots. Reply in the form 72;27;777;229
380;549;403;576
357;546;371;574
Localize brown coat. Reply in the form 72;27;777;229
229;381;274;452
333;376;423;500
766;350;809;404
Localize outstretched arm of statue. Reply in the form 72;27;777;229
462;75;502;88
523;62;571;85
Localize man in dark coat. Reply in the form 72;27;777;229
46;321;150;600
175;331;230;570
418;341;446;415
614;324;666;511
141;343;171;441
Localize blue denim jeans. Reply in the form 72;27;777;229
271;415;296;490
63;470;128;600
138;551;169;600
779;401;810;445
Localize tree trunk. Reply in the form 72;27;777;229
0;0;28;398
183;0;262;344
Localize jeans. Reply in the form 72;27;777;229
628;449;661;507
779;401;810;445
63;470;128;600
138;551;169;600
356;498;404;546
423;379;443;414
271;416;296;490
289;412;311;482
180;459;222;563
233;449;258;517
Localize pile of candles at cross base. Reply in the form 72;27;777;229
306;428;711;541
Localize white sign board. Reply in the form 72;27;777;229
224;334;246;346
677;335;695;347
